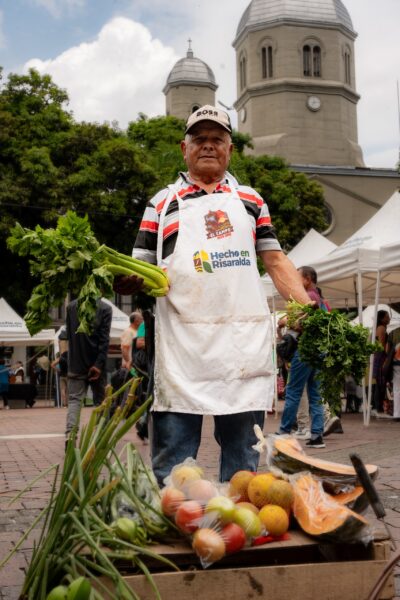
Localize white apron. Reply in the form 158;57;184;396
153;181;274;415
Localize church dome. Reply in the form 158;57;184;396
163;46;217;93
235;0;354;42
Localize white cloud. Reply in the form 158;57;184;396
25;17;179;126
0;10;6;49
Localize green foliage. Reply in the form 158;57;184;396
285;300;381;411
0;66;327;317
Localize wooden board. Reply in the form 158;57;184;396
97;533;394;600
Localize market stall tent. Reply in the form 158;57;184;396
309;190;400;308
0;297;55;346
351;304;400;334
261;228;337;301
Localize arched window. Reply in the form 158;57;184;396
262;45;273;78
239;55;247;89
344;51;351;84
303;44;321;77
303;45;311;76
313;47;321;77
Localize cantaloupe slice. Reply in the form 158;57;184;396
272;436;378;488
292;473;370;543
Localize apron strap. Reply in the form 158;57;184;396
156;184;180;266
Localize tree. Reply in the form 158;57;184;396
0;68;327;314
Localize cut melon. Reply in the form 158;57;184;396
292;473;370;543
271;436;378;488
328;486;369;514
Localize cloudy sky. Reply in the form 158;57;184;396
1;0;399;168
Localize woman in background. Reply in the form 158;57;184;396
372;310;390;414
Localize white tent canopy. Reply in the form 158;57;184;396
261;228;337;300
0;297;55;346
351;304;400;334
310;190;400;307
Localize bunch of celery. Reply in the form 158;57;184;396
7;211;169;335
1;379;176;600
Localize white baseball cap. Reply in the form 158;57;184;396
185;105;232;134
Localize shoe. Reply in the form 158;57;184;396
305;436;325;449
5;405;10;410
323;416;340;436
295;428;311;440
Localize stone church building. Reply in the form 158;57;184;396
163;0;400;245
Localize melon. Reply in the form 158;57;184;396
229;470;255;502
292;473;370;543
247;473;276;508
259;504;289;537
328;486;368;514
272;436;378;488
265;479;294;510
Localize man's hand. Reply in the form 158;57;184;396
113;274;144;295
88;365;101;381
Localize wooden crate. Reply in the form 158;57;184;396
98;530;395;600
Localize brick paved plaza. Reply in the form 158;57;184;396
1;403;400;599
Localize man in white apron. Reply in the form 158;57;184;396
115;105;311;485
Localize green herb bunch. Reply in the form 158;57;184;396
285;300;381;411
7;211;169;335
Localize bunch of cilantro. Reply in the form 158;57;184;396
7;211;114;336
285;300;381;411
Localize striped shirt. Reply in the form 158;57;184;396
133;171;281;264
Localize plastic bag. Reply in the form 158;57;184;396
161;458;294;568
290;471;372;544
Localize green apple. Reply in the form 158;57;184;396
232;507;263;538
204;496;236;524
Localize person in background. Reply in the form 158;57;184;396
51;351;68;407
65;298;112;442
278;266;331;448
120;311;143;370
114;104;311;485
0;358;10;409
13;361;25;382
372;310;391;415
36;353;50;385
386;326;400;421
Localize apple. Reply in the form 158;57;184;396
232;507;263;538
186;479;218;503
192;528;226;563
204;496;236;525
161;487;186;517
170;464;203;489
221;523;246;554
175;500;203;534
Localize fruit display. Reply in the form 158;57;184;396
292;473;371;544
161;460;294;567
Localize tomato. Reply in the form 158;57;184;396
221;522;246;554
175;500;204;533
161;487;186;517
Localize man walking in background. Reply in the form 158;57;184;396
65;298;112;442
120;311;143;370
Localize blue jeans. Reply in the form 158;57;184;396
150;410;265;486
279;350;324;436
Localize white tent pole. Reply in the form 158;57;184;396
366;271;381;426
356;271;368;425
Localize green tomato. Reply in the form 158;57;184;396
46;586;68;600
66;577;91;600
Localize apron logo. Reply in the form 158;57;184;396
204;210;234;240
193;249;251;273
193;250;213;273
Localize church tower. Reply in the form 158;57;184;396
163;41;218;121
233;0;365;166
